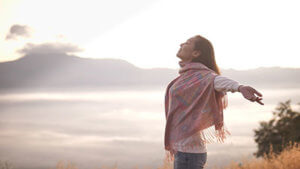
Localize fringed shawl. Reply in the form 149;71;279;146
164;60;231;162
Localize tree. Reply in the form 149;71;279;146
253;99;300;158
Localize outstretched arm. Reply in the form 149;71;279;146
214;75;240;93
238;85;264;105
214;75;264;105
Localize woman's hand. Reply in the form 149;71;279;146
238;85;264;105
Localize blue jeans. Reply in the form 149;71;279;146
174;151;207;169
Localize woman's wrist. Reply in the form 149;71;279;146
238;85;244;92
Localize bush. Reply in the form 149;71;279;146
253;99;300;158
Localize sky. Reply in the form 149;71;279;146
1;0;300;70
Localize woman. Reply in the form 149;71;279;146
164;35;264;169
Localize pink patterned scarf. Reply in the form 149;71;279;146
164;60;231;162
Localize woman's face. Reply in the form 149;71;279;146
176;36;201;62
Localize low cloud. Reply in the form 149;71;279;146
5;24;32;40
16;42;84;55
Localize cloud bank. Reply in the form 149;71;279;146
16;42;84;55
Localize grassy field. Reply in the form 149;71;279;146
159;142;300;169
1;142;299;169
212;141;300;169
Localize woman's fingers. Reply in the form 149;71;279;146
240;86;264;105
251;95;264;105
251;87;264;105
250;97;264;105
253;88;263;97
255;97;264;105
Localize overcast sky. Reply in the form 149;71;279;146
1;0;300;70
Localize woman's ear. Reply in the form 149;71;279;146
192;50;201;58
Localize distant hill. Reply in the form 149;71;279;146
0;53;299;91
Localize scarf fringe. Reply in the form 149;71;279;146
164;124;231;162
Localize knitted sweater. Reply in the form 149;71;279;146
172;75;241;153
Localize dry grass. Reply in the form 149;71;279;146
1;142;298;169
49;142;299;169
213;141;300;169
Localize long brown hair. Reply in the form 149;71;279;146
191;35;222;75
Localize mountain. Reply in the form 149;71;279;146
0;53;299;91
